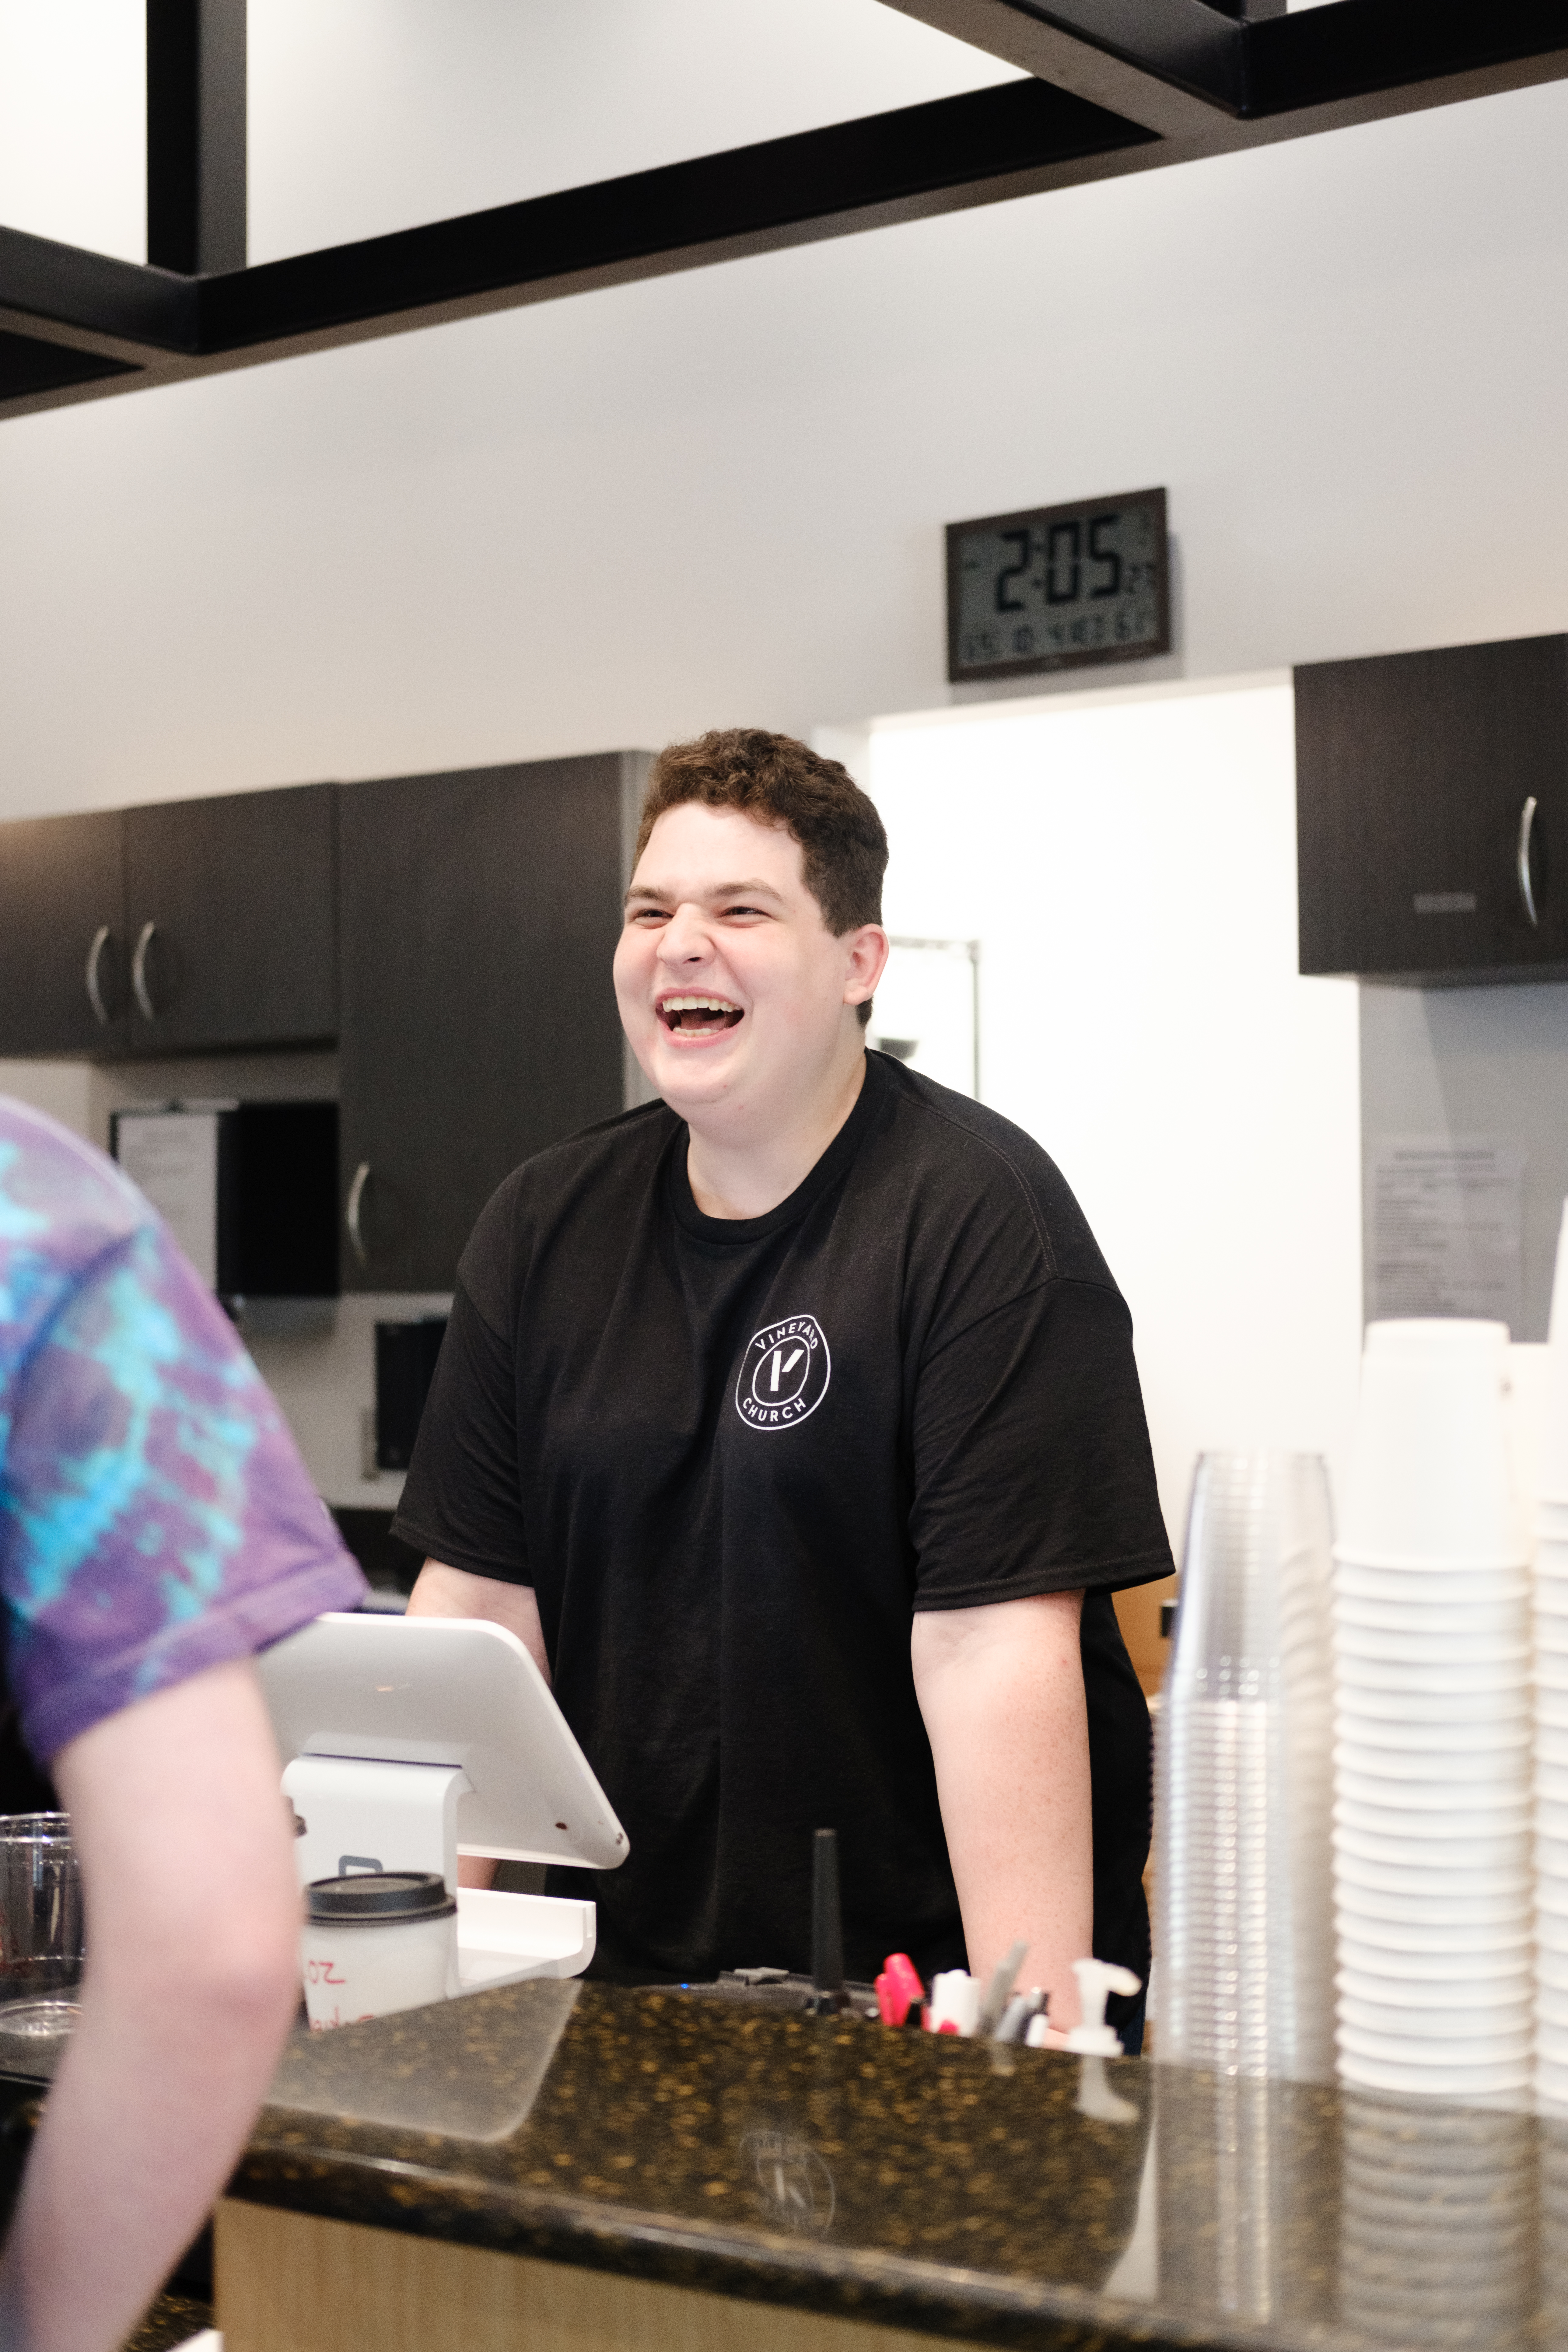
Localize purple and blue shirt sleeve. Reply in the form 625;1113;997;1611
0;1100;366;1763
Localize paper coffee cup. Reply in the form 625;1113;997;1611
301;1871;456;2032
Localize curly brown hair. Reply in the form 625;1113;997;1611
635;724;886;945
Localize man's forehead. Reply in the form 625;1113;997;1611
628;803;804;900
625;873;788;905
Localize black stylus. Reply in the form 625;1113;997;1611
810;1828;846;2014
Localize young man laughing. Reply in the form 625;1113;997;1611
397;729;1172;2041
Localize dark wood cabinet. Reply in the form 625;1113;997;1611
1296;634;1568;983
0;811;129;1056
124;784;337;1054
338;753;645;1292
0;754;646;1296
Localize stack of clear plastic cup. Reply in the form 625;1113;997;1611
1534;1513;1568;2111
1340;2091;1538;2346
1155;1452;1336;2083
1332;1319;1533;2105
1535;1202;1568;2116
1154;2074;1281;2322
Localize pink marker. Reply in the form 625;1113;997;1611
875;1951;925;2028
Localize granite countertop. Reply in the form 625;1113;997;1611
226;1979;1561;2351
123;2292;211;2351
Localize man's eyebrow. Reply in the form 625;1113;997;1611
623;878;786;908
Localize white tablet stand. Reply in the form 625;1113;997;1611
258;1612;629;1994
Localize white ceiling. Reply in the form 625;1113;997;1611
250;2;1021;264
0;1;145;262
0;1;1023;269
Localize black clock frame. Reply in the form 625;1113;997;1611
946;488;1171;683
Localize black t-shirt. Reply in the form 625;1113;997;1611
394;1052;1173;1990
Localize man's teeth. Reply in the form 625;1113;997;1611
661;994;743;1034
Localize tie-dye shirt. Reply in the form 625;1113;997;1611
0;1098;364;1763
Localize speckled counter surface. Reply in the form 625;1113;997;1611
122;2291;211;2350
228;1980;1560;2352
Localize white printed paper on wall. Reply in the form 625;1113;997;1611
1367;1135;1525;1335
113;1111;220;1291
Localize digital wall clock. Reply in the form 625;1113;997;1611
946;488;1170;683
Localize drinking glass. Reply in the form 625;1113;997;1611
0;1814;83;1998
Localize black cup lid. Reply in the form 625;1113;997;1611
306;1871;455;1923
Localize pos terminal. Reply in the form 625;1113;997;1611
257;1612;629;1991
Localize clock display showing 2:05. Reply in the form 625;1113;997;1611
946;489;1171;683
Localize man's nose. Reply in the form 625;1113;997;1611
658;903;713;964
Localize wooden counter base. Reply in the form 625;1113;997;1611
217;2200;991;2352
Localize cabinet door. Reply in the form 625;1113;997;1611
338;755;634;1292
0;811;128;1056
124;784;337;1054
1296;635;1568;981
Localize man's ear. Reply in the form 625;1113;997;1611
843;924;890;1008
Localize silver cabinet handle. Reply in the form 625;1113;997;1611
1518;796;1541;929
84;926;111;1027
346;1161;371;1269
131;920;159;1021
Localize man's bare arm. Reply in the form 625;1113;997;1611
911;1590;1091;2032
406;1563;549;1889
0;1659;301;2352
406;1561;549;1682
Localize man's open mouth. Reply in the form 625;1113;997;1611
659;995;744;1034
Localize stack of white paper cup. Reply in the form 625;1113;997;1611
1508;1340;1551;1533
1340;2091;1538;2344
1156;1451;1336;2082
1333;1319;1533;2105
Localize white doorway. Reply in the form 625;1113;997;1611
860;675;1362;1568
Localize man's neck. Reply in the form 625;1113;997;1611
685;1049;869;1221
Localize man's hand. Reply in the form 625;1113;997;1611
911;1590;1091;2032
0;1659;302;2352
407;1563;549;1887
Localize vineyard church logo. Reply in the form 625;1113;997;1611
735;1314;831;1430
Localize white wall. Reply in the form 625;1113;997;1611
246;1291;452;1512
5;57;1568;814
867;680;1362;1541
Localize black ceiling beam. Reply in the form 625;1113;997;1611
1244;0;1568;117
933;0;1249;113
3;0;1568;422
881;0;1568;131
147;0;247;275
196;77;1154;359
873;0;1248;133
0;221;195;357
0;331;140;404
